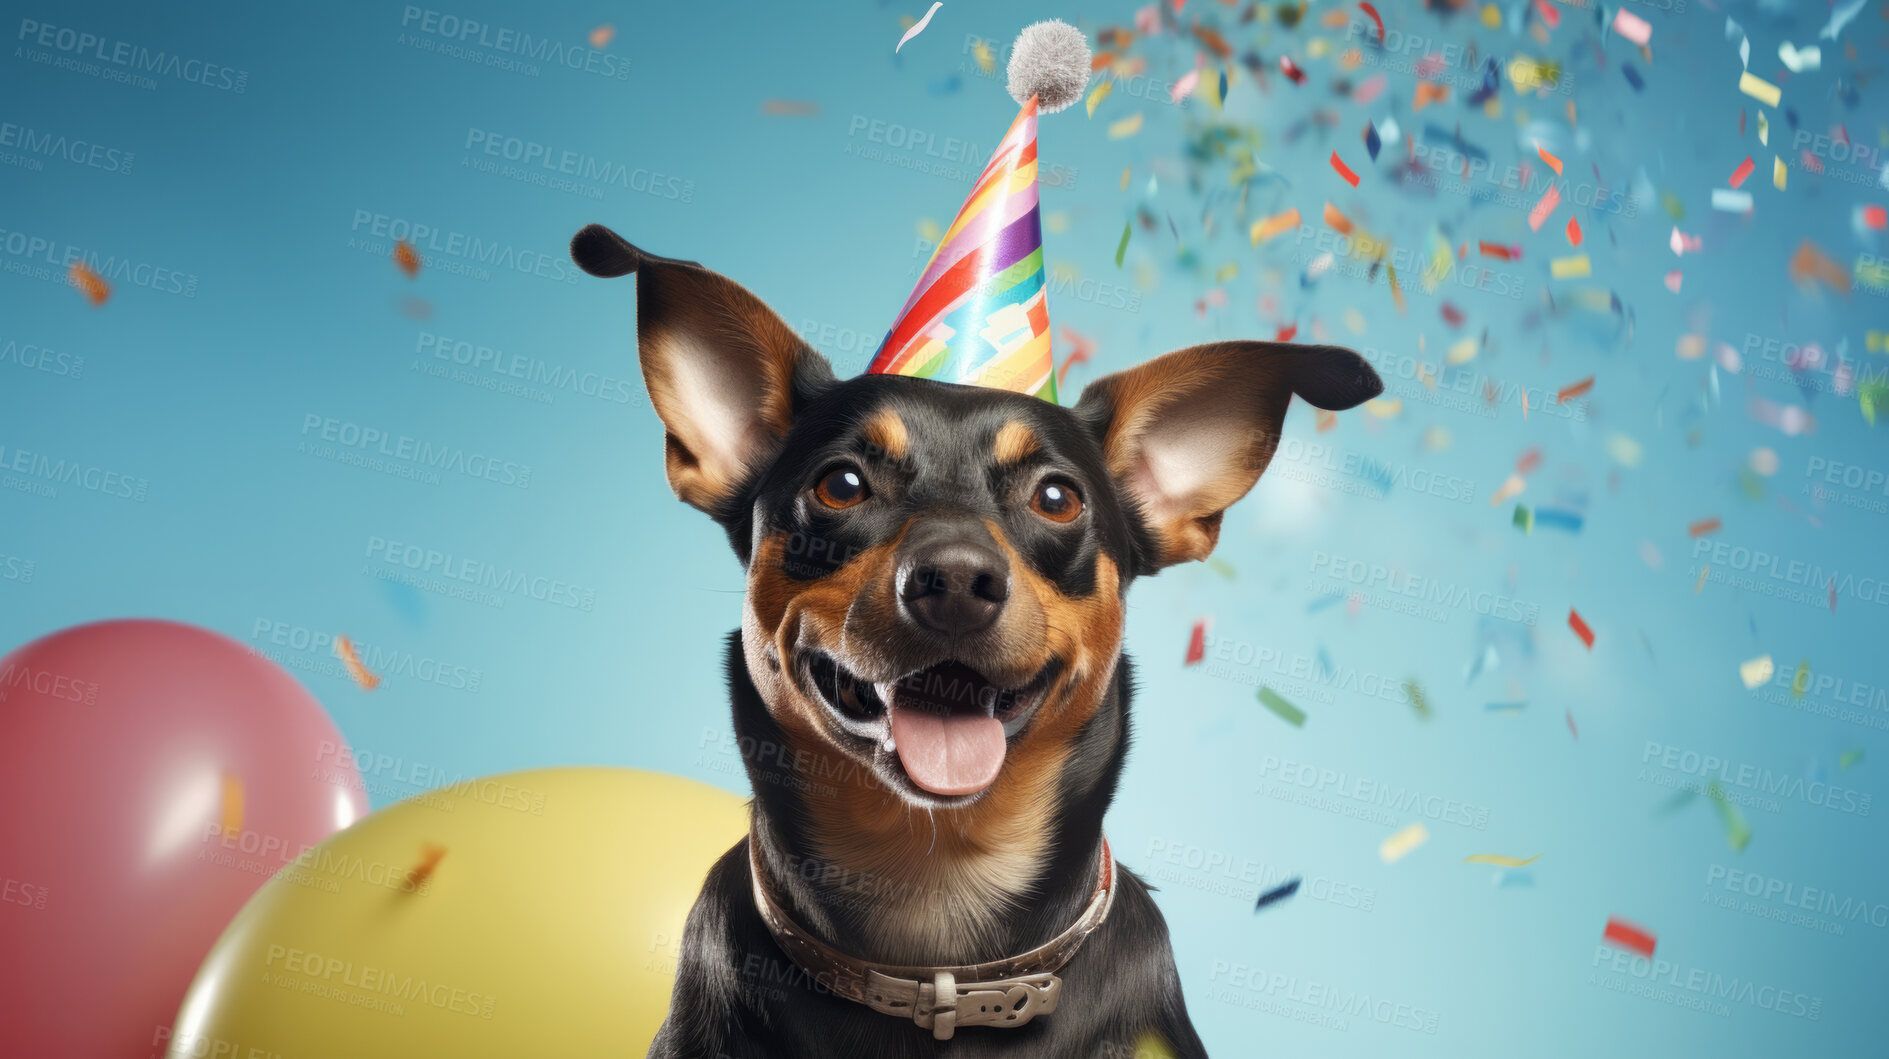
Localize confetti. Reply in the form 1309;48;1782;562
1330;151;1360;187
1739;655;1774;689
335;635;382;691
972;38;995;74
1478;241;1517;261
1513;505;1535;533
1357;2;1385;43
1254;876;1302;912
1535;507;1584;533
393;240;421;278
1568;608;1595;649
1114;221;1131;268
1711;189;1753;213
1527;185;1561;231
1791;661;1810;698
1787;239;1849;293
68;262;110;306
1738;71;1780;107
1549;254;1590;279
1464;854;1540;867
405;842;448;889
1323;202;1354;235
1621;64;1644;92
1404;679;1432;720
1602;917;1657;957
1863;206;1887;230
1534;141;1562;177
1664;270;1683;292
587;24;614;50
1695;566;1711;594
1249;207;1301;244
1413;82;1449;110
1565;217;1582;246
1707;781;1751;851
1169;69;1199;104
1818;0;1866;42
895;2;943;54
1379;822;1429;863
220;772;245;836
1556;375;1595;403
1611;8;1651;46
1185;620;1207;665
1107;113;1144;139
1258;686;1307;727
1086;80;1114;117
1279;55;1306;85
1490;474;1525;507
1839;748;1864;770
1687;517;1721;538
1566;710;1579;739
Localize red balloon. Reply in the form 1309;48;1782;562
0;619;369;1058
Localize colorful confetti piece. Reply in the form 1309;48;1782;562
895;2;943;54
1739;655;1774;689
1568;608;1595;649
68;262;110;306
1464;854;1541;867
1258;686;1307;728
1379;822;1429;863
335;635;382;691
1330;151;1360;187
1254;876;1302;912
1603;916;1657;957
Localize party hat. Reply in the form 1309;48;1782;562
866;21;1093;403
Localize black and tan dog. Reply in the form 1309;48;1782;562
572;223;1382;1057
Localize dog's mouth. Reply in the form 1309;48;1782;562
802;652;1056;802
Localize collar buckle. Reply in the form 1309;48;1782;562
864;969;1063;1040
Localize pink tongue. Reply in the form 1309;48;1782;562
889;700;1007;797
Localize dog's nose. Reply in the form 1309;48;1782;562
899;538;1010;637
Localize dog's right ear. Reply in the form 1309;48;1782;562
572;224;834;516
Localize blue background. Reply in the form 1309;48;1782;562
5;0;1887;1053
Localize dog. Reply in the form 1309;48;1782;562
571;223;1383;1057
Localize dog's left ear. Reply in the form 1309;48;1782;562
1073;342;1382;570
572;224;834;516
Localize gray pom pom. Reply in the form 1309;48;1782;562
1006;20;1092;114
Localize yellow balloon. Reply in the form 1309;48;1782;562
165;768;747;1058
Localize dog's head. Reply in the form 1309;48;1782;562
575;224;1381;809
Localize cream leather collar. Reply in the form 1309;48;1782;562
748;835;1116;1040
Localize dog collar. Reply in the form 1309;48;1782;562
748;834;1116;1040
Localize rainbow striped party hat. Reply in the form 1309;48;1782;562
866;21;1092;402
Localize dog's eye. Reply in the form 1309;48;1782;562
1030;479;1083;523
814;466;869;509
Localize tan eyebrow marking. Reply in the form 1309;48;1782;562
992;420;1039;465
861;408;908;462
